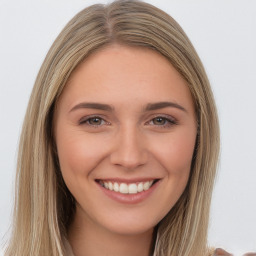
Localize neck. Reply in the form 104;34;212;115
68;207;155;256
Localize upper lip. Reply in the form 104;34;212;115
95;178;161;183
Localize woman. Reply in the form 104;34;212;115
5;1;227;255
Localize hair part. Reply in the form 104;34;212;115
6;1;219;255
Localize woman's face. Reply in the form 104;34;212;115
54;45;197;236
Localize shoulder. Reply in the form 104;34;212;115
212;248;232;255
211;248;256;256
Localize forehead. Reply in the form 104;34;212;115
58;44;194;113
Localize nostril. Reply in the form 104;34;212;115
109;134;148;168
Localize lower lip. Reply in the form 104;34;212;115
96;181;161;204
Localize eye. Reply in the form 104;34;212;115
147;115;177;128
87;117;103;125
152;117;168;125
79;116;109;127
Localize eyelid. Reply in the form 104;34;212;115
145;114;178;127
79;115;110;126
78;114;177;128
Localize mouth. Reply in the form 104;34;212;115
96;179;159;195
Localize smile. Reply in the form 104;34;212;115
98;180;156;194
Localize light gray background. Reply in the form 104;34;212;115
0;0;255;255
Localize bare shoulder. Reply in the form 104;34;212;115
212;248;256;256
213;248;232;255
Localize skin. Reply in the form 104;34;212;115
214;248;256;256
54;44;197;256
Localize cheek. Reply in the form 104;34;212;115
55;128;108;181
149;129;196;176
150;130;196;216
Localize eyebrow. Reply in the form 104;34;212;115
144;102;187;112
69;102;114;112
69;101;187;113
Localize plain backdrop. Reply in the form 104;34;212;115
0;0;255;255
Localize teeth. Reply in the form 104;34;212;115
104;182;109;189
137;182;143;192
143;181;150;190
128;184;137;194
108;181;113;191
113;182;119;192
119;183;128;194
100;180;155;194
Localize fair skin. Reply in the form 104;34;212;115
54;44;197;256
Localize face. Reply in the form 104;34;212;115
54;45;197;236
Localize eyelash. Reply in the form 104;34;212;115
146;115;177;128
79;115;177;128
79;115;109;127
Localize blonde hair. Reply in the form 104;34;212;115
6;1;219;255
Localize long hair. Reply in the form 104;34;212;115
6;1;219;255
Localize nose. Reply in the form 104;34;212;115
110;126;148;170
